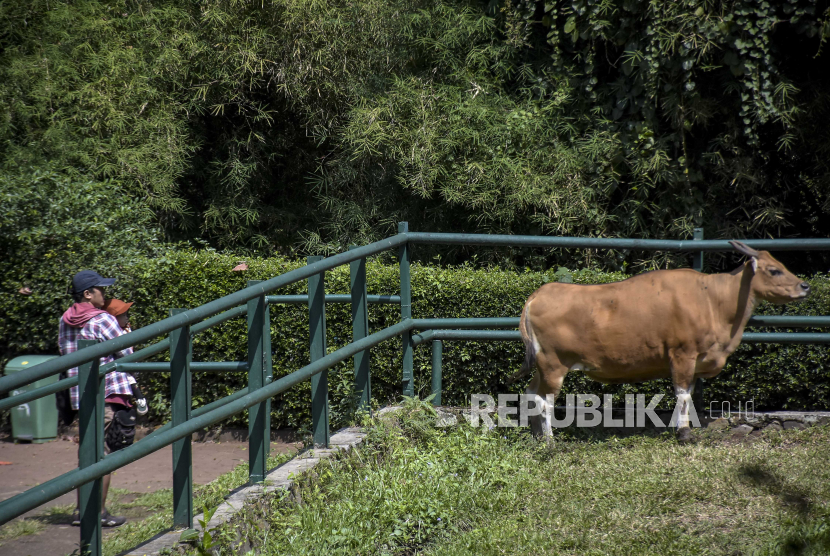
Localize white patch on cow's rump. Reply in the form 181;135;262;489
531;335;542;358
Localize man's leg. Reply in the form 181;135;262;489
72;404;126;527
99;404;127;527
102;474;111;509
101;404;113;513
78;475;112;521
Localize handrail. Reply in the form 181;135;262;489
267;294;401;304
741;333;830;343
411;326;830;406
2;312;827;413
0;234;407;394
410;316;830;330
2;224;829;547
0;303;251;412
410;318;519;329
3;232;828;395
116;362;250;372
413;329;521;346
745;316;830;327
410;325;830;347
0;319;413;524
8;311;823;412
0;341;170;412
405;232;830;251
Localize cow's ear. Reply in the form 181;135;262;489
729;240;761;258
751;257;758;273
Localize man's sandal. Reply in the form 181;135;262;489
70;508;127;527
100;508;127;527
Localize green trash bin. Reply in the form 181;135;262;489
4;355;59;443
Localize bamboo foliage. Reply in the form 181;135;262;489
1;0;829;269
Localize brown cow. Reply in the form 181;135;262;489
517;241;810;442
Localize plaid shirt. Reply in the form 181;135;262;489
59;312;134;410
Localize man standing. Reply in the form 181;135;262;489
59;270;132;527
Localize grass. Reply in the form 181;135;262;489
0;448;296;555
40;503;76;523
0;517;46;545
197;399;830;556
101;450;296;556
0;503;72;546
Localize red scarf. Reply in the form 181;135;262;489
62;302;107;327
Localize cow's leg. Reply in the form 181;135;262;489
525;354;567;438
525;374;550;438
670;354;697;444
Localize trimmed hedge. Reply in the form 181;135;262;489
3;248;829;429
0;170;165;369
122;252;830;428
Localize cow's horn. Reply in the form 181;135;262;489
729;240;760;258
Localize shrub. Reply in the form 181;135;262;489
119;252;830;428
3;245;828;429
0;169;166;369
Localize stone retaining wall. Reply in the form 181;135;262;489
427;405;830;438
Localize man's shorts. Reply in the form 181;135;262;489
103;403;117;455
76;403;123;456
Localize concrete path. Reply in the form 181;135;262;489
0;431;300;556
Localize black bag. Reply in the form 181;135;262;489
105;406;137;452
56;372;76;427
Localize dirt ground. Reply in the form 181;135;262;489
0;431;300;556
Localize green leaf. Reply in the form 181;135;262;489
179;529;200;543
202;530;214;549
563;17;576;34
203;504;218;524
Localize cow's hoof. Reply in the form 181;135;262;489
677;427;694;444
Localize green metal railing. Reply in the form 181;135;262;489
0;234;408;555
409;319;830;407
1;225;829;556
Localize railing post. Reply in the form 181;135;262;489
78;339;102;556
350;247;371;413
692;228;705;413
398;222;414;398
247;282;269;484
263;289;273;460
692;228;704;272
308;256;329;448
431;339;443;407
169;309;193;529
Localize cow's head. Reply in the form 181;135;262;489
730;241;811;304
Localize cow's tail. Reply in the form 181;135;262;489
507;298;537;385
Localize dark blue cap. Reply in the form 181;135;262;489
72;270;115;294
